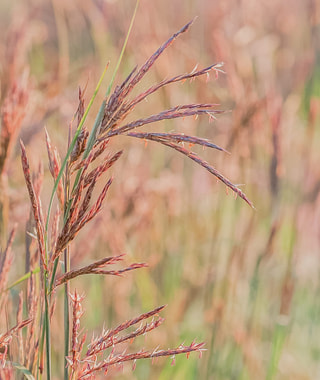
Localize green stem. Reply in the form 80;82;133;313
266;322;287;380
38;309;45;380
63;248;70;380
63;126;71;380
44;278;51;379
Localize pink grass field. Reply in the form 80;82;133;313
0;0;319;379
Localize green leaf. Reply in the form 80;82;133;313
12;362;35;380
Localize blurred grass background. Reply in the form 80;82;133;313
1;0;320;379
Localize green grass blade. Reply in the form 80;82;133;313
44;279;51;379
4;267;40;292
84;0;140;157
12;362;35;380
69;0;140;205
266;322;288;380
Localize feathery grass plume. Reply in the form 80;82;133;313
50;139;122;265
131;134;253;206
127;131;230;152
82;150;123;188
15;15;252;380
71;139;110;173
67;290;86;379
66;299;205;378
81;20;252;206
52;162;117;261
122;63;224;114
81;341;205;378
54;254;147;287
107;104;224;136
86;305;167;357
52;19;236;283
98;19;197;136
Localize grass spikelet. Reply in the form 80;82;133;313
86;305;167;357
20;141;47;270
67;290;85;378
53;170;113;261
128;134;253;207
68;301;204;378
54;254;147;287
45;130;65;208
107;104;224;136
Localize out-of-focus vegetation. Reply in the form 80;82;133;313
0;0;319;379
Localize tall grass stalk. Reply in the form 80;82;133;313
39;65;108;380
42;3;141;378
1;1;318;378
16;10;253;379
